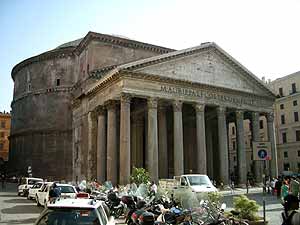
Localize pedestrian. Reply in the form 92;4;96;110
281;178;290;203
290;176;299;198
282;194;300;225
1;174;5;189
150;181;157;196
271;177;277;195
275;177;283;199
49;183;61;203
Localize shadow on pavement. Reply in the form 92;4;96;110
266;207;283;212
0;194;18;198
1;205;43;214
4;199;32;204
0;217;37;224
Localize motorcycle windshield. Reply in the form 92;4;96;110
173;188;199;209
103;181;113;190
134;183;149;199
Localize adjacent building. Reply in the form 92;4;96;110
0;111;11;162
10;31;277;184
269;71;300;174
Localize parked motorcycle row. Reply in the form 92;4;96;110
90;182;249;225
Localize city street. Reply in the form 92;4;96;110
0;183;283;225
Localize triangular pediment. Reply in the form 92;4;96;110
122;44;274;97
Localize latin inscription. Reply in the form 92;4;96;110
160;85;256;106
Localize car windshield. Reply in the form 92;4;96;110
28;179;42;185
37;208;100;225
33;183;43;188
58;186;75;193
187;176;211;186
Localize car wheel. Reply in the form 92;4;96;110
36;196;41;206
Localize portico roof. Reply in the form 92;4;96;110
88;42;276;98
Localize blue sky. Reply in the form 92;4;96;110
1;0;300;112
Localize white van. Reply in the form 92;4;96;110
18;177;43;196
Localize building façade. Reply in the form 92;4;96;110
10;32;277;184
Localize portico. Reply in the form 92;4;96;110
72;42;276;185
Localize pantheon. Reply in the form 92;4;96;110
9;32;277;185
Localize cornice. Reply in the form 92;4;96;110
11;86;73;106
10;128;72;138
74;31;174;55
11;47;76;81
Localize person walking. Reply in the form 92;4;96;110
282;194;300;225
1;174;5;189
281;178;290;203
290;176;299;198
49;183;61;203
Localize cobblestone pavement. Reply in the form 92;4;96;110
0;183;283;225
0;182;43;224
222;189;283;225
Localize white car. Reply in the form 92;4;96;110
34;199;115;225
177;174;218;193
27;181;43;200
36;183;78;207
18;177;43;196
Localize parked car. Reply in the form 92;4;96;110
34;199;115;225
18;177;43;196
36;183;78;207
27;181;43;200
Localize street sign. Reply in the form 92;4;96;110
253;142;271;160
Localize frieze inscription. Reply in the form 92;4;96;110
160;85;256;106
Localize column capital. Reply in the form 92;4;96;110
266;112;274;122
173;100;182;112
120;93;131;104
148;98;158;109
251;111;260;118
236;110;244;120
194;103;205;113
88;110;98;121
96;105;106;115
105;100;118;110
217;106;226;115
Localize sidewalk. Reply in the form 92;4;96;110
219;186;263;196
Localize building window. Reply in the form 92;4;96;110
0;132;4;138
233;156;236;162
293;100;298;106
279;87;283;96
56;79;60;86
281;115;285;124
295;112;299;122
284;163;290;171
232;141;236;150
298;163;300;172
280;104;284;110
0;143;3;150
282;132;287;143
259;120;264;129
250;138;253;148
1;121;5;128
232;127;235;135
298;150;300;157
284;152;288;158
292;83;297;94
296;130;300;142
